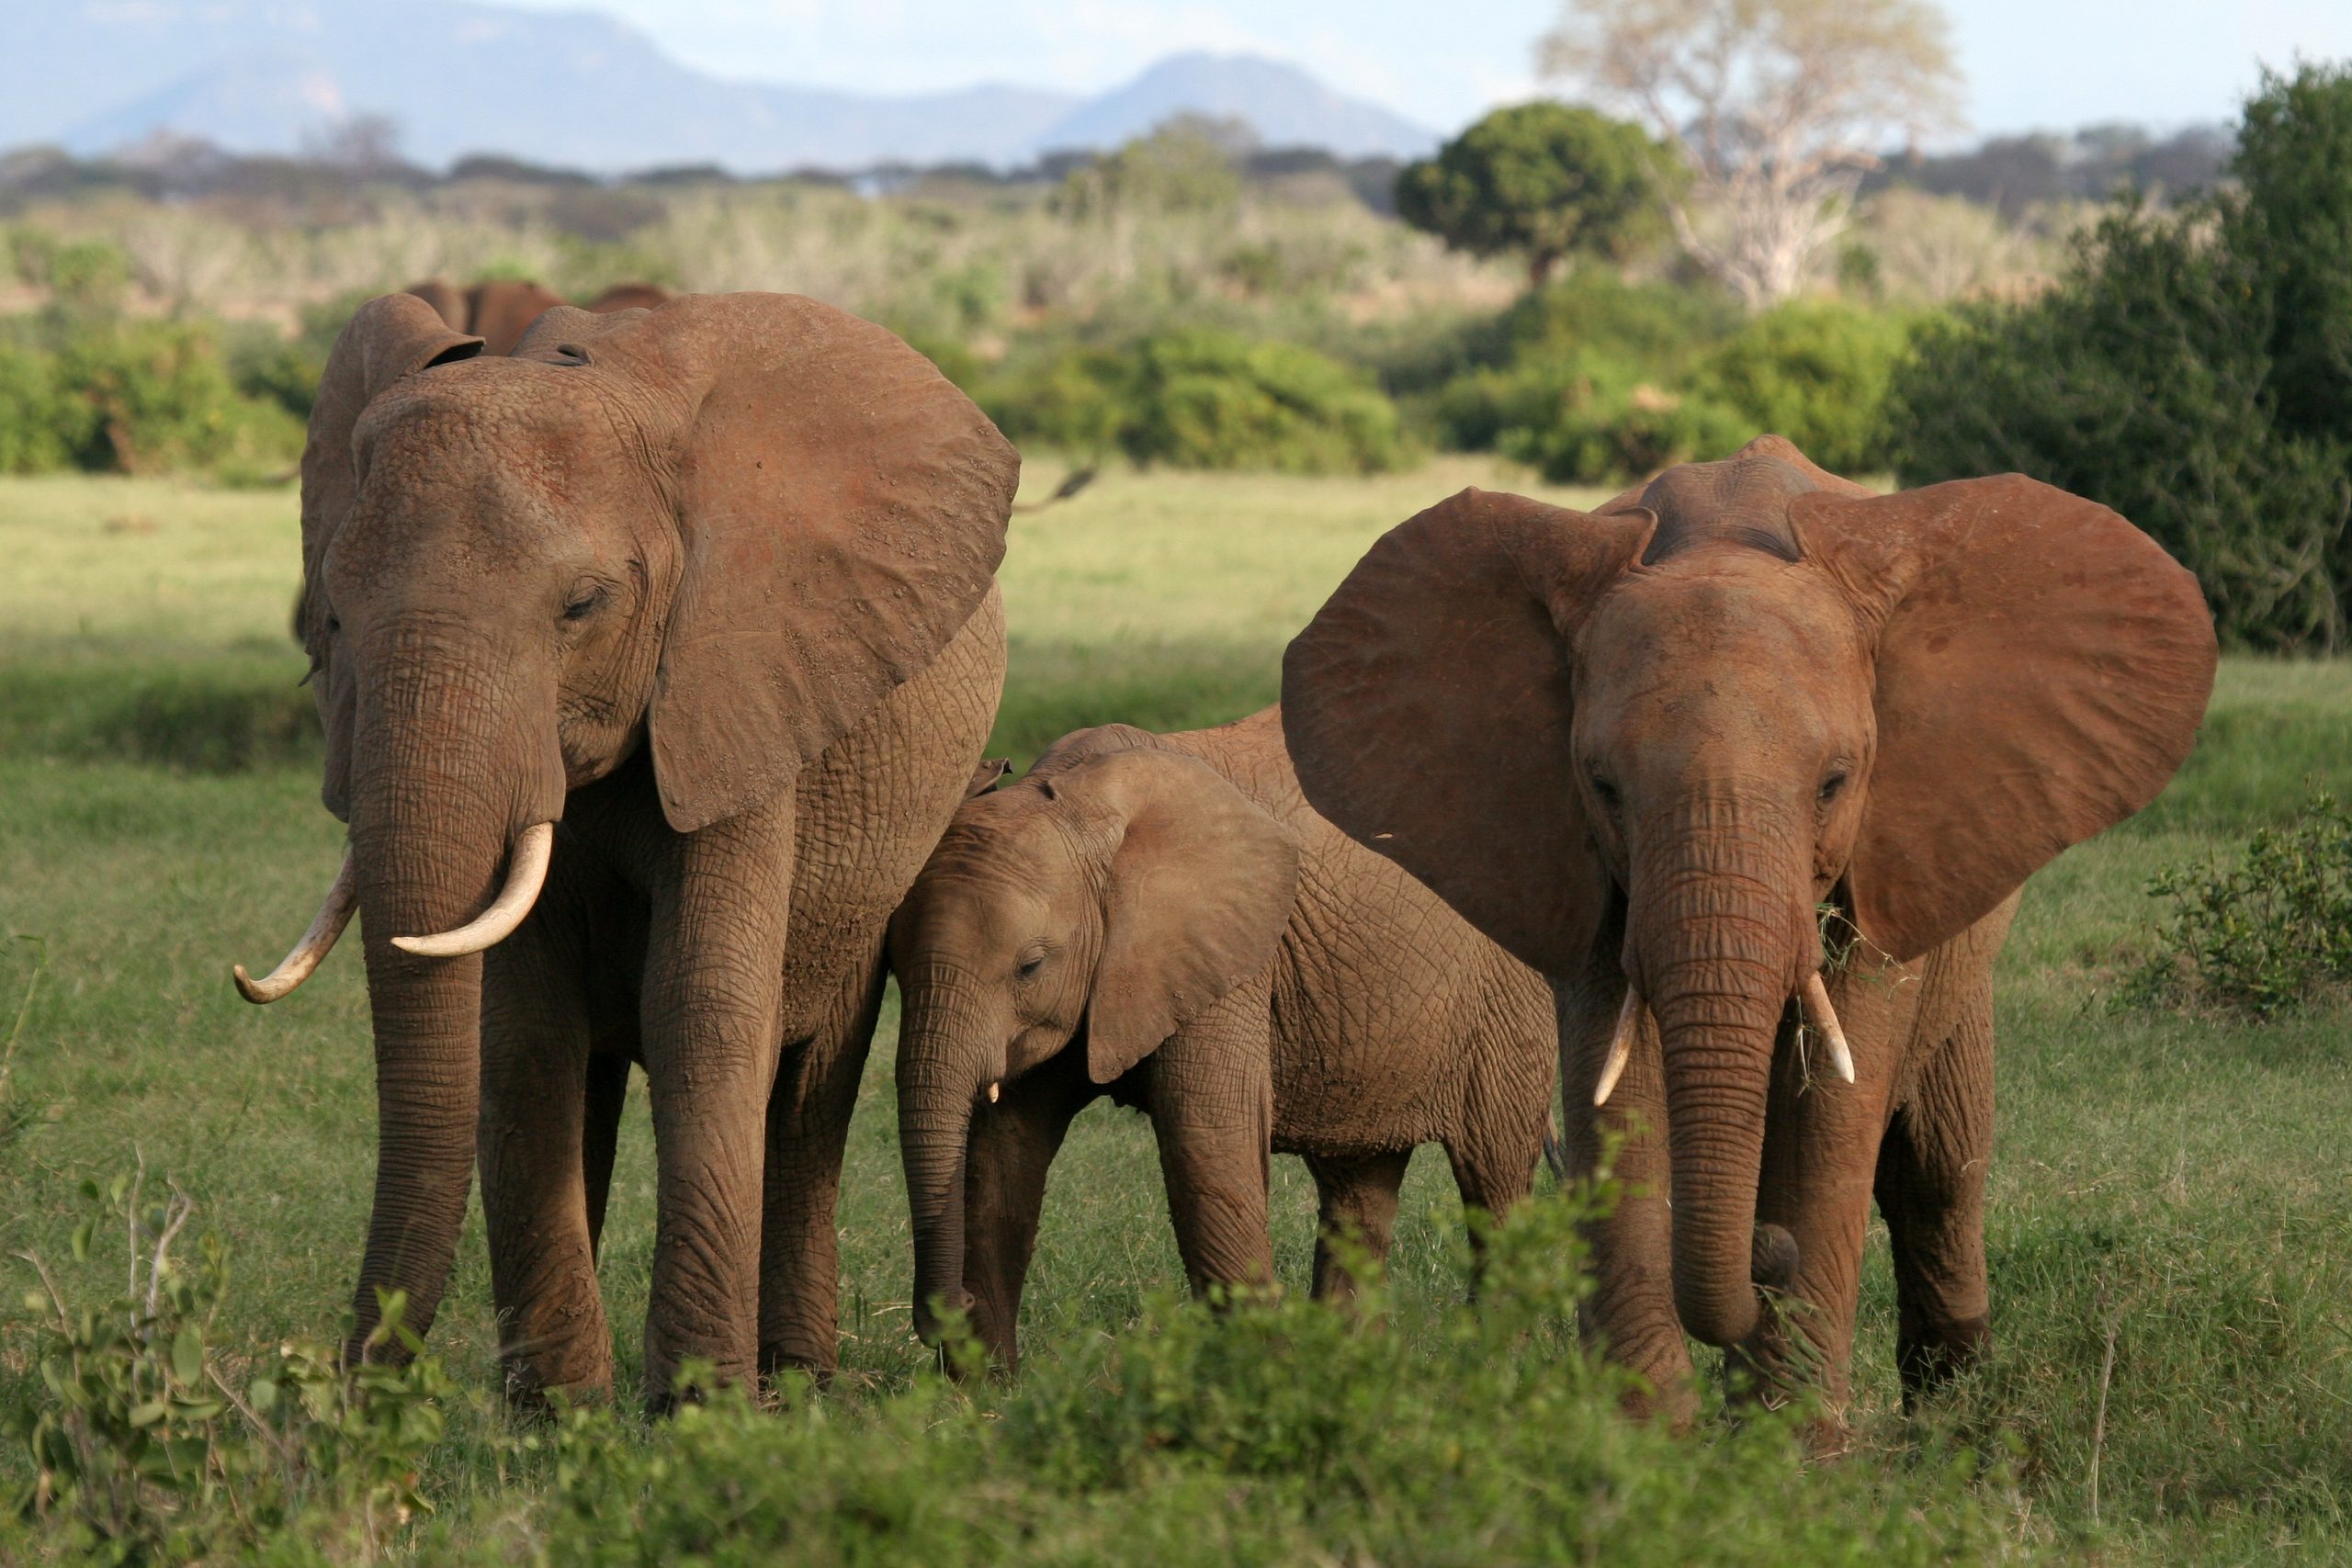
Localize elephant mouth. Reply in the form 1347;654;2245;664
1591;970;1853;1107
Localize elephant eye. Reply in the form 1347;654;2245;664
1014;951;1046;981
561;586;606;623
1818;772;1849;805
1589;775;1621;809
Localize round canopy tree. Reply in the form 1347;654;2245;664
1396;102;1679;287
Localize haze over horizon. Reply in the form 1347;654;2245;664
502;0;2352;143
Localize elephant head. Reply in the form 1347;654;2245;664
888;729;1299;1345
1281;436;2215;1348
235;290;1016;1352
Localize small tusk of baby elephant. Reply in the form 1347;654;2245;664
1800;972;1857;1085
390;823;556;959
1593;987;1645;1107
987;1081;1001;1104
232;849;358;1004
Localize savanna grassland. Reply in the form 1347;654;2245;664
0;462;2347;1564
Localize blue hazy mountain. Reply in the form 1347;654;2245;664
5;3;1436;172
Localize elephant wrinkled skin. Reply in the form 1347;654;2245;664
237;290;1016;1406
1281;435;2217;1428
888;707;1560;1370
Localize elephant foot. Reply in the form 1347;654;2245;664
502;1365;616;1420
1896;1313;1991;1407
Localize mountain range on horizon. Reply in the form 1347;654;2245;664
3;1;1441;173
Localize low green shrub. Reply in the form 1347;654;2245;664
1686;302;1917;474
985;328;1412;476
52;319;304;479
0;343;75;473
1493;351;1749;484
0;314;304;479
2119;786;2352;1014
528;1190;2019;1566
7;1172;456;1564
1419;273;1911;483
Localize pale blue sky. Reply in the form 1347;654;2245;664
504;0;2352;140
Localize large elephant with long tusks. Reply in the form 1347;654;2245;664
234;289;1015;1407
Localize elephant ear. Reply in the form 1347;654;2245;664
1065;747;1301;1085
300;294;483;817
605;293;1016;833
1281;488;1654;980
1795;474;2218;962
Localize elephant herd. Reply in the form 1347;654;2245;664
232;288;2218;1434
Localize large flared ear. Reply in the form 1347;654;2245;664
300;294;483;818
1795;474;2218;961
1281;488;1654;979
603;293;1016;833
1059;747;1300;1084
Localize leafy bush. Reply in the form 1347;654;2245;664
8;1172;455;1563
529;1191;2018;1566
2120;787;2352;1016
1889;64;2352;651
1426;276;1907;483
0;317;303;479
0;344;74;473
986;328;1411;476
1686;302;1917;474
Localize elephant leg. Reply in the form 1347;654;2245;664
582;1048;632;1264
1733;980;1905;1437
1559;965;1693;1420
1447;1020;1555;1293
1877;987;1996;1405
639;793;796;1408
962;1049;1092;1372
1306;1149;1411;1303
1146;979;1277;1303
480;903;610;1408
757;957;887;1381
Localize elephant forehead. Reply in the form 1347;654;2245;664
349;377;651;536
1577;559;1871;733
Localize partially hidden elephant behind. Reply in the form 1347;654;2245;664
1281;436;2217;1431
404;277;672;355
232;289;1017;1406
887;706;1560;1370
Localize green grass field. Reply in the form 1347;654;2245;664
1;463;2348;1563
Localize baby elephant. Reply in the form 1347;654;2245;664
888;706;1558;1367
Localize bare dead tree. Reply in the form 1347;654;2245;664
1539;0;1962;307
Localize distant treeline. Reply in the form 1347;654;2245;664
2;113;2233;231
0;129;1412;224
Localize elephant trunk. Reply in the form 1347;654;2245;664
896;961;988;1348
1628;803;1813;1348
341;637;559;1361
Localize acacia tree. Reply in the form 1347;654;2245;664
1539;0;1961;307
1396;102;1680;287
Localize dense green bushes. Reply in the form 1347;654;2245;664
1889;63;2352;651
0;314;302;479
1416;273;1917;483
5;1178;2022;1564
981;327;1412;476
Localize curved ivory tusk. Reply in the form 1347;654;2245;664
390;823;556;959
1800;972;1857;1084
987;1081;1001;1104
1593;987;1645;1107
232;850;358;1004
